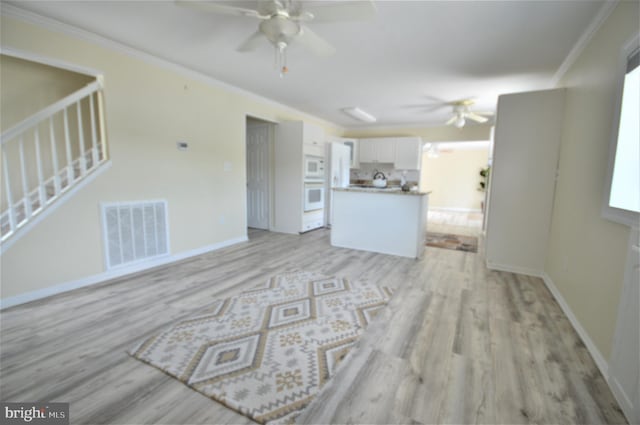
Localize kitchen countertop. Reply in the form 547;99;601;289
333;186;431;196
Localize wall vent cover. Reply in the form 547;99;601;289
101;200;169;269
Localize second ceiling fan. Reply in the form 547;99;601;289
445;99;493;128
177;0;376;76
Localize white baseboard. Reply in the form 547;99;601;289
0;235;248;310
486;261;544;278
540;272;609;379
609;375;635;424
429;207;482;213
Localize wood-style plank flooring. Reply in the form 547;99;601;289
0;212;627;424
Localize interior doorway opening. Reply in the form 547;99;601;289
420;139;493;233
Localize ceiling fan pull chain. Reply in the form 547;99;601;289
274;41;288;78
281;46;288;78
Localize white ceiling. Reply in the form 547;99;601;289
5;0;605;129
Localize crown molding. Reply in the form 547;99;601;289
0;3;343;133
0;45;104;77
551;0;619;86
343;120;493;133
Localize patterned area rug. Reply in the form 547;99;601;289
129;271;391;424
426;232;479;253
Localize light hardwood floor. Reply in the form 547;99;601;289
0;212;627;424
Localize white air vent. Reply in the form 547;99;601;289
101;200;169;269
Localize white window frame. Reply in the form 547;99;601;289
602;33;640;228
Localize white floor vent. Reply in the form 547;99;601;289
101;200;169;269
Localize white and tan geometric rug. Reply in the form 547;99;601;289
129;271;392;424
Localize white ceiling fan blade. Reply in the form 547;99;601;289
303;0;377;22
175;0;264;19
296;26;336;56
445;115;457;126
290;11;315;22
465;112;489;123
237;30;265;52
422;103;450;113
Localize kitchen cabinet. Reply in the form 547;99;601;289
303;123;325;156
274;120;325;234
331;188;429;258
302;210;324;232
358;137;422;170
394;137;422;170
359;138;396;163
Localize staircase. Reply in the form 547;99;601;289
1;79;109;251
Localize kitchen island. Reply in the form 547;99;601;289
330;187;430;258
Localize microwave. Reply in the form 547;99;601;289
304;183;324;212
304;155;325;180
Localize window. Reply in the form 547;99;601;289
603;34;640;227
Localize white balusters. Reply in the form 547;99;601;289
0;81;108;243
62;108;73;185
2;150;16;234
76;100;87;175
89;92;98;167
34;127;46;209
18;137;32;220
49;116;61;195
97;90;107;161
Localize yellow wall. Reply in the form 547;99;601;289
0;54;95;131
0;15;342;300
421;147;489;211
546;1;638;357
343;123;492;141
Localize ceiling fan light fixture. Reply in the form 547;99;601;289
342;107;376;123
454;115;466;128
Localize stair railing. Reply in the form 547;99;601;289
1;79;108;242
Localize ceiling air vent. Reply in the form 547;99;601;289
101;200;169;269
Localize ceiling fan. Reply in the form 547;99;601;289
176;0;376;77
445;99;493;128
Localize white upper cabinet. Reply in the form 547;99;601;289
376;138;396;162
358;138;377;162
394;137;422;170
359;138;396;163
358;137;422;170
302;122;325;156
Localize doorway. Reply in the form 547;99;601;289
420;140;492;232
246;117;274;230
